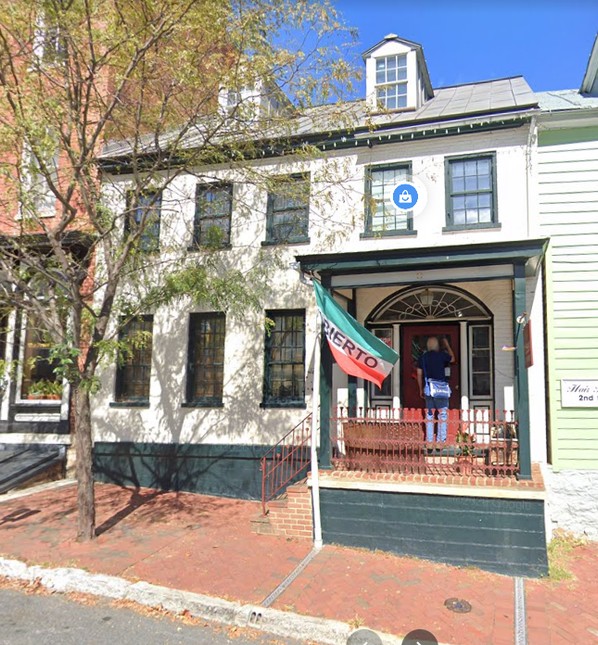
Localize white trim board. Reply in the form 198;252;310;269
331;264;514;288
312;475;546;500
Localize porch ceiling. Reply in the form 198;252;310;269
296;238;548;282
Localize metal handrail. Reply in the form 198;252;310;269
260;412;312;515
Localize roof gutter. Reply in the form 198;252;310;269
351;109;537;145
100;108;539;174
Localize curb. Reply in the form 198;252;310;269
0;557;412;645
0;478;76;503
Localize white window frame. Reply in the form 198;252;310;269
468;323;493;400
14;310;65;407
375;54;408;110
18;140;59;220
33;10;65;65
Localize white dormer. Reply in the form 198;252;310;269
217;79;290;121
363;34;433;112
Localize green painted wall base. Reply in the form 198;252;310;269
93;442;270;500
320;488;548;578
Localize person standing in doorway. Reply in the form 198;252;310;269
417;336;456;442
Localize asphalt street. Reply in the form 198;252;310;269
0;588;310;645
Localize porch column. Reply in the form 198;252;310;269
513;262;531;480
319;271;332;469
347;289;357;417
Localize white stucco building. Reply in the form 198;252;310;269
1;33;564;576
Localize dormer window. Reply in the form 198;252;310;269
375;55;407;110
363;34;434;112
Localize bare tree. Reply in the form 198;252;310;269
0;0;358;540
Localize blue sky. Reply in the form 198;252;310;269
334;0;598;94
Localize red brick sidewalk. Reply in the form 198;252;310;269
0;482;596;645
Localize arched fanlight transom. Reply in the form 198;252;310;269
368;286;491;323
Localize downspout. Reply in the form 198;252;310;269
525;115;537;239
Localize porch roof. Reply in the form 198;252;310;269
296;238;548;278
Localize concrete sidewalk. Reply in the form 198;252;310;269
0;482;596;645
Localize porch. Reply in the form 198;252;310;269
258;239;551;575
297;238;549;485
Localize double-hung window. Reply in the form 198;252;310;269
126;191;162;252
193;183;233;248
446;155;497;228
265;174;310;244
186;312;226;406
262;310;305;407
375;55;407;110
365;164;413;234
114;316;153;404
20;313;62;400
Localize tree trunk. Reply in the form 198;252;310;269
73;385;96;541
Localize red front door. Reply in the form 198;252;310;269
401;324;460;409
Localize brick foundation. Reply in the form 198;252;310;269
252;480;314;539
323;461;545;490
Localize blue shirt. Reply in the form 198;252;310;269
418;350;451;382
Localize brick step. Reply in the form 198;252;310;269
250;514;276;536
267;493;288;509
252;479;313;540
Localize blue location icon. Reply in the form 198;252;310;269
392;182;419;210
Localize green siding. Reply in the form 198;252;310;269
320;488;548;577
539;126;598;470
93;442;271;499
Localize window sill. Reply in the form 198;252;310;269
443;222;501;233
186;244;232;252
260;401;307;409
15;399;62;406
109;401;150;408
261;238;310;247
360;229;417;239
182;401;224;408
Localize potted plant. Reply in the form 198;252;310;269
27;378;63;400
456;430;476;474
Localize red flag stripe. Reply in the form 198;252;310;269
328;342;386;389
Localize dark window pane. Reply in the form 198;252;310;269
472;374;491;397
472;326;490;346
470;324;492;397
194;184;232;247
187;313;226;404
266;176;309;243
115;316;153;402
126;191;162;252
263;310;305;405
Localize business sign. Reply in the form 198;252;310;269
391;177;428;215
561;379;598;408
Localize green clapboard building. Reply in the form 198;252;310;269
536;35;598;539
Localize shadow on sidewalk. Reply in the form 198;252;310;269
0;507;41;526
95;488;163;536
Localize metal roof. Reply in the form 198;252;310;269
536;89;598;111
100;76;537;162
